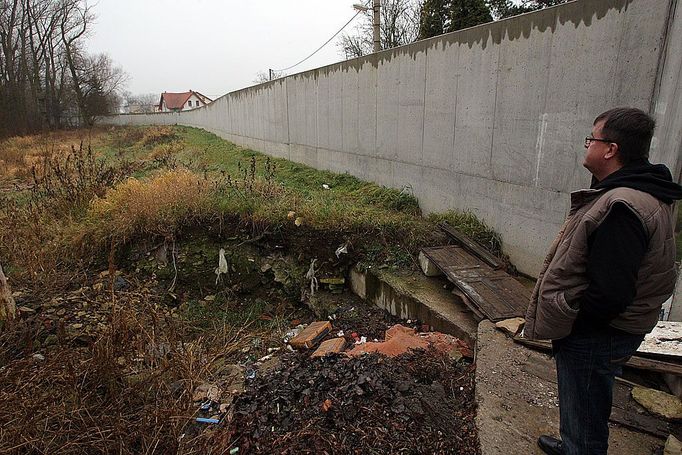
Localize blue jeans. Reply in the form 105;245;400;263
553;330;644;455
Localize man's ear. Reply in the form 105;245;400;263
604;143;619;161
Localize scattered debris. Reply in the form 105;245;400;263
322;184;330;190
632;387;682;420
218;349;478;454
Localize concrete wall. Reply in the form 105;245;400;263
105;0;681;276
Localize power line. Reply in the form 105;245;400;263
271;9;365;73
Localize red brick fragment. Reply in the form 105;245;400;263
289;321;332;349
311;337;346;357
384;324;416;341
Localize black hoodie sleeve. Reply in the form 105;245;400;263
575;202;648;327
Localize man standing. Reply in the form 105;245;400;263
524;107;682;455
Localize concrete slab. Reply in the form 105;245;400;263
475;320;664;454
349;268;478;346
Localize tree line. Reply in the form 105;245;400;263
339;0;568;59
0;0;126;139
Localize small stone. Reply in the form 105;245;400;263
495;317;526;337
44;335;58;346
32;353;45;361
632;387;682;420
665;435;682;455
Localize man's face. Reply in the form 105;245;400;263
583;120;613;178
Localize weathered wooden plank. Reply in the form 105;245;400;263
421;245;529;322
439;222;502;269
625;356;682;376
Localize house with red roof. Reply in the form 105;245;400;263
158;90;212;112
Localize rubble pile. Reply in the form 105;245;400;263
217;348;479;454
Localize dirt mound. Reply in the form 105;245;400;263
204;349;479;454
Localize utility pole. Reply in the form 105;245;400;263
373;0;381;53
269;69;274;81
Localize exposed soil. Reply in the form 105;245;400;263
0;230;480;455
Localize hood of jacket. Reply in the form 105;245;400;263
591;160;682;204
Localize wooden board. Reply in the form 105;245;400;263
439;222;502;269
513;336;682;376
421;246;530;322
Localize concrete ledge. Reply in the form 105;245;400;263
349;267;478;346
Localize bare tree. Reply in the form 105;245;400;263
123;92;159;113
0;0;127;137
253;70;286;84
338;0;423;59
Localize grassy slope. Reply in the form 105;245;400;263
1;125;504;280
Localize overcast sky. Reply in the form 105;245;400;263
86;0;366;100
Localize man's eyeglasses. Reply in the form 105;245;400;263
584;136;615;148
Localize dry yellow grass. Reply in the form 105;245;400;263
0;129;109;180
87;169;214;242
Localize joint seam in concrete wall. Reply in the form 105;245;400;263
651;0;678;115
489;40;502;178
420;46;428;165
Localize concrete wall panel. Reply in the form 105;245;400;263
104;0;681;276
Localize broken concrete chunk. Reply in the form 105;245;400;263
193;383;221;403
665;435;682;455
632;387;682;420
495;317;525;337
289;321;332;349
311;337;346;357
418;251;443;277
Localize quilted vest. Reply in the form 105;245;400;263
524;187;677;340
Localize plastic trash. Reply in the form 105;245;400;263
245;369;256;380
215;248;228;285
335;243;348;258
322;184;330;190
196;417;220;424
305;259;318;295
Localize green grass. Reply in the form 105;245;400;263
0;125;506;276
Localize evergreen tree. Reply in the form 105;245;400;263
419;0;450;39
449;0;492;32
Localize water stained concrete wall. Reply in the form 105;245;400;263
105;0;681;276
